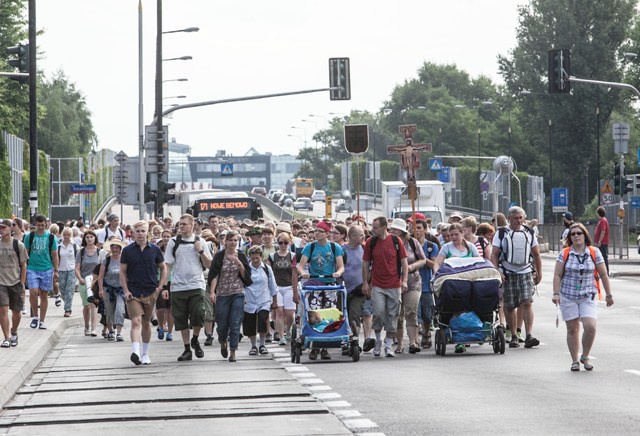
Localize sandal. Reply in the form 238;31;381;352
220;341;228;358
571;361;580;372
395;346;404;354
580;355;593;371
248;347;257;356
259;345;269;355
408;344;421;354
1;339;9;348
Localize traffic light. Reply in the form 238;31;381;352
344;124;369;154
614;163;622;195
329;57;351;100
144;185;157;203
624;175;636;195
164;182;176;202
548;49;571;94
6;44;29;73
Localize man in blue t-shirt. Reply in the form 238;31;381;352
414;219;439;349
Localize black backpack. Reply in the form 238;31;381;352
308;241;342;269
171;235;205;270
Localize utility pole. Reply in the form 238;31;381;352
155;0;164;217
28;0;37;222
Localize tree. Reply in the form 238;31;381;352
498;0;637;216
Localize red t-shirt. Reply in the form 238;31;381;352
594;217;609;245
363;234;408;289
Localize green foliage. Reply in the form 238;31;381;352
0;160;12;216
21;170;29;219
37;151;49;214
379;160;399;181
457;166;481;210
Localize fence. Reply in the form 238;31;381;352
3;131;24;217
538;223;629;258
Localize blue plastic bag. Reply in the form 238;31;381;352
449;311;483;332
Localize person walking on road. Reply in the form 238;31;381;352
361;217;408;358
268;232;299;346
552;222;613;371
244;245;278;356
74;230;103;336
97;214;125;248
593;206;610;274
25;215;59;331
491;206;542;350
208;231;251;363
0;219;28;347
163;214;213;362
120;221;167;366
57;227;78;318
414;219;439;349
98;239;127;342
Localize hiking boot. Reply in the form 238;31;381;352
524;335;540;349
509;337;520;348
178;349;193;361
363;338;376;352
373;339;382;357
191;337;204;358
204;335;213;346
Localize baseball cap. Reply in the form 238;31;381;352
563;211;573;220
407;212;426;222
0;219;12;228
315;221;331;233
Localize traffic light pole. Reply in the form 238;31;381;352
619;152;625;260
155;0;164;217
28;0;37;222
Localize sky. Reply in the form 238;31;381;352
35;1;524;160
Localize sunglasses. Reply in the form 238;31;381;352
570;231;584;236
278;241;288;245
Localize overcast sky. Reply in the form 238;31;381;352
36;1;524;159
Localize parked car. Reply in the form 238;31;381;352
335;199;353;213
311;190;326;202
279;194;296;207
251;186;267;196
293;197;313;211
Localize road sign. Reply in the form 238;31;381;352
70;184;97;194
617;208;625;218
601;180;613;194
114;150;128;163
438;167;450;183
221;163;233;176
612;122;630;154
601;193;614;205
429;158;443;171
631;196;640;209
551;187;569;213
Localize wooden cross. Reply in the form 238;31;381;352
387;124;432;198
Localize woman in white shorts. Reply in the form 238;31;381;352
268;232;299;346
552;223;613;372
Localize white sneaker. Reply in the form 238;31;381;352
141;355;151;365
84;328;91;336
38;321;47;330
373;339;382;357
278;338;286;346
385;347;395;358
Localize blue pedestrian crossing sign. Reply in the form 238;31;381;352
221;163;233;176
429;158;443;171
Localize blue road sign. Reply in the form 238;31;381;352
429;158;443;171
551;187;569;212
221;163;233;176
438;167;450;183
631;196;640;209
70;184;97;194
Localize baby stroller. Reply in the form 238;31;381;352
432;258;505;356
290;281;360;363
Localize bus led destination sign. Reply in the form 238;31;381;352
198;200;250;211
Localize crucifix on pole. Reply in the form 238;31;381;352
387;124;432;236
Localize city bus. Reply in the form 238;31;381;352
186;192;263;221
293;178;314;198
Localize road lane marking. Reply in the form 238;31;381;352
625;370;640;376
325;400;351;407
334;409;361;418
314;392;341;400
342;419;378;430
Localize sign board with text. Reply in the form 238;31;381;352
552;187;569;213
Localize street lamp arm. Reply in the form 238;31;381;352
569;76;640;99
150;86;340;125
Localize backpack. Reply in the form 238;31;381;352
104;226;125;242
498;225;535;266
445;241;472;258
26;232;55;261
561;246;601;300
171;235;205;270
58;242;78;260
369;234;402;277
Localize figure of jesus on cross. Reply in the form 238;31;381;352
387;124;432;199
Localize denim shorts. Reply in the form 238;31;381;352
27;269;53;292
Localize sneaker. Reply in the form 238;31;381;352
151;317;158;327
90;330;97;337
273;332;280;342
363;338;376;352
373;339;382;357
10;334;17;347
505;328;512;341
191;337;204;358
320;349;331;360
308;348;319;360
166;333;173;341
107;332;115;341
84;328;91;336
278;337;287;346
204;335;213;346
30;318;38;329
54;294;62;307
265;333;273;343
1;340;9;348
157;327;165;340
130;353;141;365
178;349;193;361
385;347;395;358
116;334;124;342
524;335;540;349
141;355;151;365
38;321;47;330
509;337;520;348
64;311;71;318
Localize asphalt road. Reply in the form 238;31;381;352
298;256;640;435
